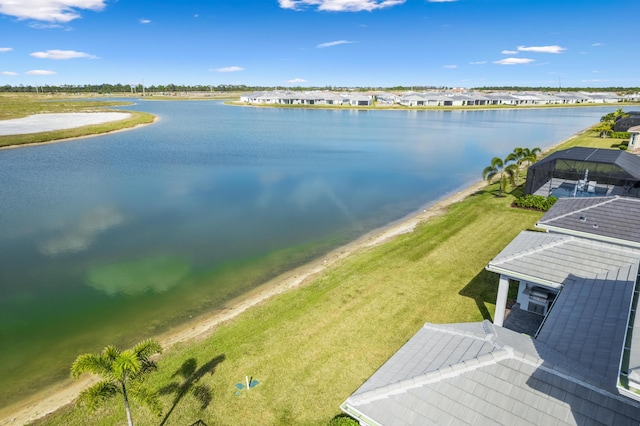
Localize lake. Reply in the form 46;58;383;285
0;101;615;410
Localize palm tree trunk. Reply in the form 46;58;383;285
122;383;134;426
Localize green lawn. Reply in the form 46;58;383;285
0;94;155;148
34;187;543;426
31;119;619;426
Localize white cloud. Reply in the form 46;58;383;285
581;79;609;83
29;22;66;29
0;0;106;23
278;0;405;12
502;50;517;55
139;18;150;24
31;49;97;60
517;45;566;54
26;69;56;75
469;61;486;65
592;42;605;47
317;40;354;48
286;78;307;83
0;47;12;53
212;66;244;72
1;71;18;75
443;64;457;69
493;57;535;65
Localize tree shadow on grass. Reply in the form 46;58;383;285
159;354;226;426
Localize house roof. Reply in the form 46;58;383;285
536;264;638;392
537;196;640;247
530;147;640;180
486;231;640;287
342;321;640;425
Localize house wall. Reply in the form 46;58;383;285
629;131;640;151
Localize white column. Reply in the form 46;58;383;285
494;275;510;327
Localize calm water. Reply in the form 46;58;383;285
0;101;614;408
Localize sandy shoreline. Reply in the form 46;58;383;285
0;178;487;425
0;114;159;151
0;121;589;426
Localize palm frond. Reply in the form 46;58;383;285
113;350;142;380
76;381;118;411
482;166;497;181
71;353;112;379
134;339;162;360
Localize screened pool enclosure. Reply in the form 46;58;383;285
525;147;640;198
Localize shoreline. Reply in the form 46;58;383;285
0;122;593;426
0;114;159;151
0;178;488;426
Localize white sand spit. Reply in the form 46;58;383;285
0;112;131;136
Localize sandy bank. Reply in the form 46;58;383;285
0;123;591;426
0;177;488;425
0;113;132;136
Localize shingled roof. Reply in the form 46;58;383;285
342;196;640;425
537;196;640;247
342;321;640;425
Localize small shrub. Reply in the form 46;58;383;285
329;414;360;426
513;195;558;211
610;132;631;139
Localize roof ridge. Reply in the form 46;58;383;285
538;196;620;224
347;348;513;406
422;322;498;346
489;232;570;266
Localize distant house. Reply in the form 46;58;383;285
348;94;373;106
341;196;640;425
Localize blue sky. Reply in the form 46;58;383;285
0;0;638;88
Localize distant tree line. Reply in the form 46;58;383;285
1;84;638;94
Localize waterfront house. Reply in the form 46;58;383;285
524;147;640;198
341;196;640;425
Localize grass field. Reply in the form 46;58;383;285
21;114;621;425
0;94;155;148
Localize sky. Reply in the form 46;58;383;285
0;0;638;88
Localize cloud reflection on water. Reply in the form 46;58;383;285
37;206;125;256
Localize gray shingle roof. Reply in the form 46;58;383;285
537;196;640;247
536;264;638;392
487;231;640;287
342;321;640;425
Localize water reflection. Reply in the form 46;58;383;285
37;206;125;256
0;101;617;409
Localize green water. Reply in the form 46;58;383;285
0;101;615;409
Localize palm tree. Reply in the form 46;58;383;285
505;147;541;186
71;339;163;426
522;147;541;167
483;156;517;197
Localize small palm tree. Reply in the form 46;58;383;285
505;147;541;186
522;147;541;167
71;339;163;426
483;156;517;197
